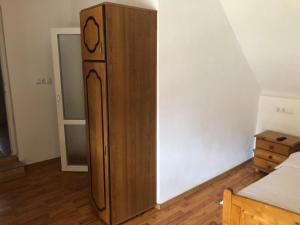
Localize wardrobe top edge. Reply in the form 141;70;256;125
80;2;157;14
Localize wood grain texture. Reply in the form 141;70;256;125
84;62;110;224
255;148;287;164
81;3;157;224
80;6;105;61
223;189;232;225
104;3;157;224
254;131;300;173
0;165;25;183
0;155;25;183
255;130;300;147
223;189;300;225
256;139;290;155
253;157;277;173
0;159;263;225
0;155;18;164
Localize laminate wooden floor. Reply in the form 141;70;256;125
0;159;264;225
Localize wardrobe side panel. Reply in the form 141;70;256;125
105;4;157;224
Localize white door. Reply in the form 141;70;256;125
51;28;88;172
0;7;18;156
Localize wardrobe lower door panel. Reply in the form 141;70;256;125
84;62;110;224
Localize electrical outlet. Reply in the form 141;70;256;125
275;107;294;115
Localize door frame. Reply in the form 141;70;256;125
0;7;18;156
51;28;88;172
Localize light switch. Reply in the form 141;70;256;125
36;77;53;85
36;78;42;85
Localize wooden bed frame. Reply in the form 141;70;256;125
223;189;300;225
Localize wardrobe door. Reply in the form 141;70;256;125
80;6;105;61
84;62;110;224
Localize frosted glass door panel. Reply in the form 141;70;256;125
58;34;85;120
64;125;87;165
52;29;87;172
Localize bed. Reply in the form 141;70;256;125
223;153;300;225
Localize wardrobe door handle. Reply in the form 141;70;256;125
99;41;103;54
57;94;61;103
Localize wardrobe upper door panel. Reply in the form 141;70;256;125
80;6;105;61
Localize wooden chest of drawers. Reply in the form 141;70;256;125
254;130;300;173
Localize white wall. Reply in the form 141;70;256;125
158;0;260;203
0;0;74;163
71;0;260;203
221;0;300;97
0;0;156;164
0;0;262;205
257;95;300;137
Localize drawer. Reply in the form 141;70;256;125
256;139;290;156
255;149;288;164
254;157;277;173
80;5;105;61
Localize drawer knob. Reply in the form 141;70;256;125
269;145;274;150
268;155;273;159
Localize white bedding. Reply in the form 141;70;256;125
276;151;300;169
238;166;300;213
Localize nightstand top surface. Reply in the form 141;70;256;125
255;130;300;147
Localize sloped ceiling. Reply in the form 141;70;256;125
220;0;300;98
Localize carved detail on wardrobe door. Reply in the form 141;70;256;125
80;6;105;61
86;70;106;211
83;17;100;53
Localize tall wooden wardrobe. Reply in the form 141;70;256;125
80;3;157;225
